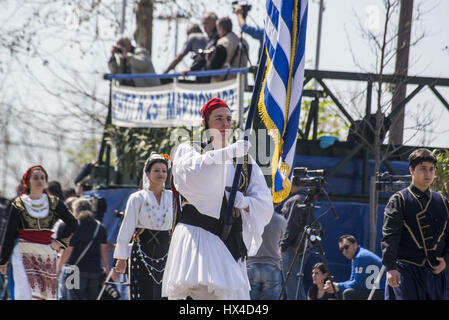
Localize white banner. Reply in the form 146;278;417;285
111;78;241;128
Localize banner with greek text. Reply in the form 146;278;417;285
111;79;241;128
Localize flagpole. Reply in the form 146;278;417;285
221;44;267;241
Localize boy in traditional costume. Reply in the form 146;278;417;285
382;148;449;300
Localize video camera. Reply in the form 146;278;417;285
80;194;107;222
232;1;252;18
305;224;324;243
115;209;124;220
292;167;327;189
376;172;411;193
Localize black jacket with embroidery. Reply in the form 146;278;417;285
0;194;77;265
381;185;449;271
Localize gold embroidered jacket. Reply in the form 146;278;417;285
0;194;77;265
381;185;449;271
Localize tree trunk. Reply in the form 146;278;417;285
133;0;154;55
389;0;414;146
369;109;384;252
369;174;379;252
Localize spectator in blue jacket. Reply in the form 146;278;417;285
233;6;264;59
324;235;385;300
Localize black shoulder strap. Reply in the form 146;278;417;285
74;220;101;266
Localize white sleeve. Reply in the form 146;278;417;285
240;161;274;256
113;192;141;259
172;143;229;219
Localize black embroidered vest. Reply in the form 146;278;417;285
397;187;449;267
176;142;252;261
13;194;60;231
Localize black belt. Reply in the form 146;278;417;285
134;229;169;245
178;204;222;237
178;204;247;261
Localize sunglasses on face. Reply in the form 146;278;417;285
339;244;350;252
312;271;320;276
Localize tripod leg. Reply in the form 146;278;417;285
278;231;307;300
295;237;310;300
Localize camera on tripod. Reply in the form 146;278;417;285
293;167;326;188
305;225;324;243
232;1;252;18
375;171;411;193
80;194;107;222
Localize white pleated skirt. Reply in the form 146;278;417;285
161;223;250;300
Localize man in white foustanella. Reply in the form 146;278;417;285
162;97;273;299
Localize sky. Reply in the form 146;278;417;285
1;0;448;198
149;0;449;147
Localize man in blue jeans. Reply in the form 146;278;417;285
247;206;287;300
280;178;314;300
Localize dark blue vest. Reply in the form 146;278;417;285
397;187;449;267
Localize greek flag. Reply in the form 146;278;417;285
258;0;308;203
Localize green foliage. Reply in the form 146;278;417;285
104;126;176;179
65;137;101;166
103;120;243;181
432;148;449;199
299;94;350;140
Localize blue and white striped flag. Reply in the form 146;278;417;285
259;0;308;202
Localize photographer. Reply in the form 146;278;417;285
108;35;160;87
164;24;207;74
181;12;219;83
233;4;263;58
280;174;315;300
307;263;334;300
210;16;249;83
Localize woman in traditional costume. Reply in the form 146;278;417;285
0;165;77;300
113;153;174;299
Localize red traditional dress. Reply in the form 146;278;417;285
0;194;77;299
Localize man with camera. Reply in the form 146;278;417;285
164;24;207;75
181;12;219;83
108;35;160;87
233;4;263;58
280;171;316;300
210;16;249;83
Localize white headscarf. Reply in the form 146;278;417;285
142;152;170;190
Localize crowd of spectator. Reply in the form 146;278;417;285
108;7;264;86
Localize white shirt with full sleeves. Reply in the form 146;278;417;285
113;189;173;260
162;142;273;300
